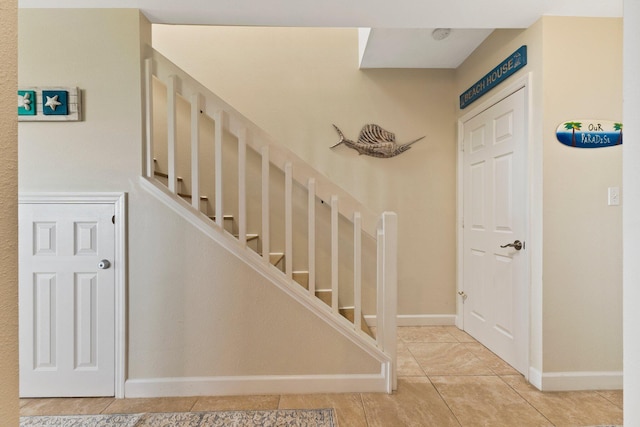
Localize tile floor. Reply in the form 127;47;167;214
20;326;624;426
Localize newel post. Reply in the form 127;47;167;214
380;212;398;391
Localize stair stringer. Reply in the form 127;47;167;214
134;177;393;396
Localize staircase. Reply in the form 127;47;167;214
141;46;397;392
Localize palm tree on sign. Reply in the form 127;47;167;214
564;122;582;147
614;123;623;145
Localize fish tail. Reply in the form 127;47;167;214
330;124;345;148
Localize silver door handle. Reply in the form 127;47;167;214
98;259;111;269
500;240;523;250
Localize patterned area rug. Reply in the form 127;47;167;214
20;409;336;427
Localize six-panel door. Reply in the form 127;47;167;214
19;203;115;397
462;88;528;375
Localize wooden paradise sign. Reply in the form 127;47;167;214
556;120;623;148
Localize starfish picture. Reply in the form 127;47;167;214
45;95;62;111
18;92;32;111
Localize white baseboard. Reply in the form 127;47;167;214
365;314;456;327
528;367;543;390
539;371;623;391
125;373;389;398
527;367;622;391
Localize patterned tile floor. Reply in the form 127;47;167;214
20;326;624;426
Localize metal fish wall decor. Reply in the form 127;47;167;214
331;124;425;158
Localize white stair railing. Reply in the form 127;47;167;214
143;47;397;390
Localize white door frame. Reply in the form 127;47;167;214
456;73;538;381
19;192;127;398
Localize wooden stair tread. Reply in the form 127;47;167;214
292;271;309;290
340;308;374;337
154;170;184;181
208;215;234;221
314;289;332;306
312;289;373;338
235;234;259;242
178;193;208;201
269;253;284;266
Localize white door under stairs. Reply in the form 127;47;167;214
19;202;116;397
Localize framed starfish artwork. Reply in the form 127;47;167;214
18;90;36;116
18;87;82;121
42;90;69;115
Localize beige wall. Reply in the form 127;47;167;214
19;9;382;386
541;17;622;373
152;26;458;316
19;9;148;190
0;0;19;423
456;17;623;376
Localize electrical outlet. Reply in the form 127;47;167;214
608;187;620;206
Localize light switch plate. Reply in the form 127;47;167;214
608;187;620;206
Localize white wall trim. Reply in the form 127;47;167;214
365;314;456;327
527;367;622;391
540;371;623;391
125;371;389;398
18;192;127;399
528;367;542;390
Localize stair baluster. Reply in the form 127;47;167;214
261;145;270;264
214;110;224;230
307;178;316;298
354;212;362;333
167;75;178;194
238;128;247;247
190;93;202;212
144;58;155;179
331;195;339;315
284;162;293;280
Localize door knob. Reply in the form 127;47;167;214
97;259;111;269
500;240;523;251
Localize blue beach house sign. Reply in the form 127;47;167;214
460;46;527;109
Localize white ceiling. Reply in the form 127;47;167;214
19;0;622;68
359;28;495;69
